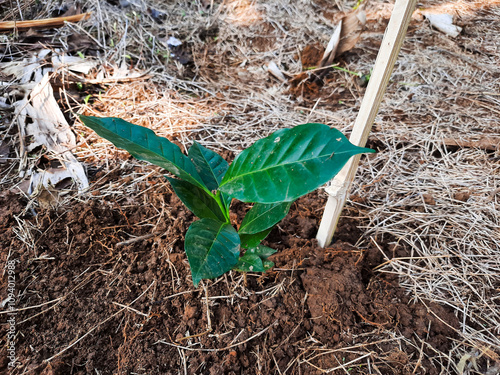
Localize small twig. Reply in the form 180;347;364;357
116;233;156;247
0;12;92;31
156;320;278;352
0;297;62;315
324;353;372;374
203;283;212;331
176;329;211;342
112;302;148;317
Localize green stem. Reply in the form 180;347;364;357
304;64;361;77
331;65;362;77
353;0;364;10
214;190;231;223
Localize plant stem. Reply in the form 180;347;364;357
332;65;362;77
215;190;231;223
304;64;361;77
353;0;364;10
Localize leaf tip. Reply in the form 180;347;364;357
78;114;89;122
192;274;201;287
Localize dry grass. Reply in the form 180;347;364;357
1;0;500;373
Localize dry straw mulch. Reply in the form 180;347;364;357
1;0;499;373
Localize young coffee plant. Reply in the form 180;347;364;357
80;116;374;286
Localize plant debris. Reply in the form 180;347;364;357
1;0;499;374
424;12;463;37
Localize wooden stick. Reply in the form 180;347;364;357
316;0;417;247
0;12;91;31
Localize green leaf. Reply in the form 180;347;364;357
239;202;292;235
219;123;375;203
234;253;266;273
219;190;232;211
234;246;276;272
239;228;272;249
80;116;207;191
185;218;240;286
262;260;274;271
246;245;277;260
188;141;229;191
166;177;228;222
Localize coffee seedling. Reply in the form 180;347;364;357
80;116;374;285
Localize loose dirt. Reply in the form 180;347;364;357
1;181;458;374
2;0;498;373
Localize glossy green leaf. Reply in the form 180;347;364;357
239;228;272;249
185;218;240;286
234;253;266;273
188;141;229;191
80;116;207;191
219;190;232;212
246;245;277;260
262;260;274;271
166;177;228;222
234;246;276;272
187;142;231;210
219;123;375;203
239;202;292;234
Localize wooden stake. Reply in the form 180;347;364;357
316;0;417;247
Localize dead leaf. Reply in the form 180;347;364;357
318;7;366;69
36;185;63;209
67;32;97;53
51;51;98;74
14;73;89;193
337;7;366;56
28;167;76;196
0;58;41;84
424;13;462;38
319;21;342;68
86;62;150;84
267;61;286;82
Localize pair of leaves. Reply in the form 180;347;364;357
168;141;230;222
238;201;292;249
80;116;234;286
235;245;276;273
81;116;230;219
185;220;277;285
80;116;229;207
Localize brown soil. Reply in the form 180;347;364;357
1;177;458;374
